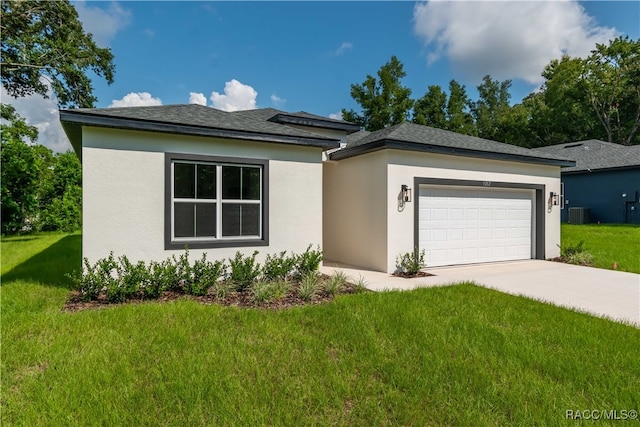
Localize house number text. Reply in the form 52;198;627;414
483;181;492;187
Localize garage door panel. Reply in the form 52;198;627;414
419;186;533;267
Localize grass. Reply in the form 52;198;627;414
561;224;640;273
2;233;639;426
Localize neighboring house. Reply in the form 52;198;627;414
535;140;640;224
60;105;574;273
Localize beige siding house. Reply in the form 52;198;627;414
60;105;573;273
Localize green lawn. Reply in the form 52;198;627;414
2;234;639;426
561;224;640;273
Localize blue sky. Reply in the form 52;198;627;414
4;1;639;152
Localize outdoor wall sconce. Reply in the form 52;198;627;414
550;192;560;206
401;185;412;203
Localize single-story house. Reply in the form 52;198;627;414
534;140;640;224
60;105;574;273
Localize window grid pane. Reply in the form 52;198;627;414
197;165;217;199
173;161;262;241
174;163;195;198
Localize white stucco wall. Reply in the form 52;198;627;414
323;148;563;273
323;151;388;271
386;150;562;273
82;127;323;265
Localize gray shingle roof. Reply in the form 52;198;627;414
331;122;574;166
234;109;360;134
60;104;342;156
534;140;640;173
64;104;338;140
346;130;371;145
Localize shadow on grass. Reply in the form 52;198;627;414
3;237;39;242
1;235;82;288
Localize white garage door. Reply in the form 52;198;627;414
418;186;533;267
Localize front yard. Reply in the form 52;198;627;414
561;223;640;273
2;233;639;426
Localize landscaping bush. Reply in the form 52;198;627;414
149;258;179;294
251;280;274;304
559;240;594;266
271;278;292;300
68;254;118;302
68;244;343;306
352;275;369;293
262;251;296;281
298;272;321;301
295;244;323;278
228;251;261;291
395;248;426;275
190;253;225;296
113;255;149;303
323;271;347;296
175;249;192;291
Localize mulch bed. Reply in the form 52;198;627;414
549;257;594;267
392;271;435;278
63;282;366;312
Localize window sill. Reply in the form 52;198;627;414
165;238;269;251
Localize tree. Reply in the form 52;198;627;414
1;0;115;108
342;56;414;131
1;105;39;234
1;105;82;234
37;151;82;232
446;80;476;136
413;85;447;128
471;75;512;141
540;56;601;144
581;36;640;145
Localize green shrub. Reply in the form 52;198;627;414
228;251;261;291
144;261;166;299
352;275;369;293
190;253;225;296
395;248;426;275
175;248;192;290
271;278;291;300
109;255;148;303
150;258;179;293
323;271;347;296
211;280;234;299
559;240;594;266
251;280;274;304
298;272;320;301
295;244;323;278
68;254;118;302
262;251;296;281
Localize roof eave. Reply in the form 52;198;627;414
562;164;640;175
269;113;361;134
329;139;576;167
59;110;341;153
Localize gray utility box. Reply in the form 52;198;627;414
568;207;591;224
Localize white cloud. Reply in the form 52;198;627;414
332;42;353;56
108;92;162;108
413;0;618;84
74;1;131;47
189;92;208;106
270;94;286;108
210;79;257;112
1;86;72;153
329;112;343;120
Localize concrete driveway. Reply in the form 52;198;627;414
321;260;640;326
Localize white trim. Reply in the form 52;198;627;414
171;160;263;241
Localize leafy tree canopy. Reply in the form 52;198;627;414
342;55;414;131
1;107;82;234
581;36;640;145
1;0;115;108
